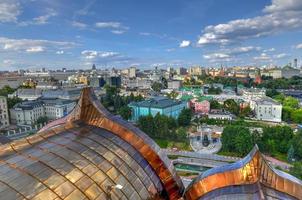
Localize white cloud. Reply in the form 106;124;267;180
0;0;21;23
274;53;288;58
263;48;276;52
139;32;152;36
296;43;302;49
254;53;271;61
263;0;302;13
95;21;129;34
81;50;120;60
111;30;126;35
198;0;302;45
0;37;76;53
71;21;88;29
95;22;121;29
56;50;64;55
179;40;191;48
203;53;230;60
166;48;176;52
3;59;15;65
19;9;57;26
26;46;44;53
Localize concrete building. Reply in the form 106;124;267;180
10;98;76;125
129;96;188;121
193;99;210;114
208;109;234;120
242;88;266;103
255;98;282;123
8;88;42;100
167;80;183;90
189;66;203;76
176;67;187;75
129;66;136;78
0;96;9;129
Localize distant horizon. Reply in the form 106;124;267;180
0;0;302;70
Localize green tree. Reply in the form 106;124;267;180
289;162;302;180
36;116;48;124
0;85;15;96
210;100;221;109
118;106;132;120
291;109;302;123
221;125;253;156
283;96;299;109
176;127;187;140
287;145;295;163
151;82;163;92
292;131;302;160
178;108;192;126
223;99;240;115
239;105;252;118
7;97;22;109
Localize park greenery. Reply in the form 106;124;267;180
258;76;302;90
267;91;302;123
137;109;192;146
220;124;302;179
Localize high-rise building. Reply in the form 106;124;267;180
129;66;136;78
0;96;9;129
294;58;298;68
92;64;96;70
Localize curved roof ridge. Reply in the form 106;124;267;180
184;145;302;200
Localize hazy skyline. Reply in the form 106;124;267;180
0;0;302;70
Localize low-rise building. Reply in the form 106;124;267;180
9;88;42;100
208;109;234;120
0;96;9;129
194;100;210;114
254;98;282;123
167;80;183;90
129;96;188;121
10;98;76;125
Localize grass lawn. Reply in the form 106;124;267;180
154;138;192;151
217;151;242;158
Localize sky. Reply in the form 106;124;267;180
0;0;302;70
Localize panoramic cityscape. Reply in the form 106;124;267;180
0;0;302;199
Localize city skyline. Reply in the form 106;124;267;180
0;0;302;70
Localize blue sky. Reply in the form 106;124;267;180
0;0;302;70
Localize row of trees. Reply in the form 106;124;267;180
137;108;192;140
258;76;302;90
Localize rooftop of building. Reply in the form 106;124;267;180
255;97;281;105
129;96;185;109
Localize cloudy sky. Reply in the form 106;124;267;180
0;0;302;70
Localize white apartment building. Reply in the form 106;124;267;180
255;98;282;123
10;99;76;125
0;96;10;129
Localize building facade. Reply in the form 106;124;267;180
255;98;282;122
0;96;9;129
129;97;188;121
10;99;76;125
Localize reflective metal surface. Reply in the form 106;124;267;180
184;145;302;200
0;88;183;200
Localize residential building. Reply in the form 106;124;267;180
8;88;42;100
254;98;282;123
242;88;266;102
167;80;183;90
129;96;188;121
129;66;136;78
208;109;234;120
0;96;9;129
189;66;203;76
193;99;210;114
10;98;76;125
176;67;187;75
